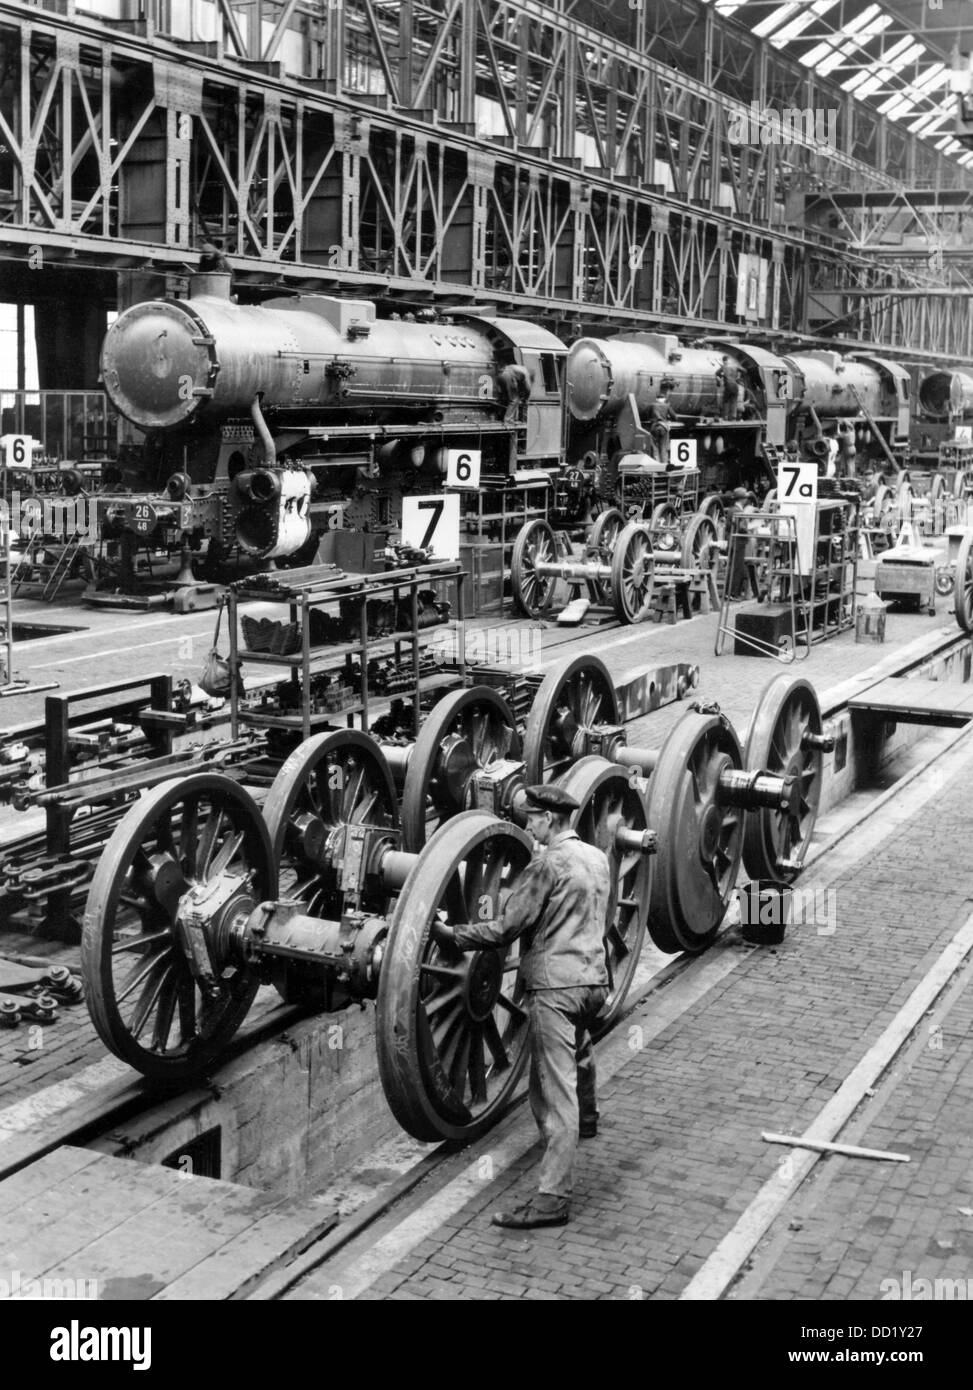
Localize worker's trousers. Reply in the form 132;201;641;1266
527;985;610;1199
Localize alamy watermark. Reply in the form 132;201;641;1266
880;1270;973;1300
0;1268;97;1299
736;884;837;936
0;491;97;542
429;626;544;668
728;102;839;149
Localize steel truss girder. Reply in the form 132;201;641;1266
0;0;962;355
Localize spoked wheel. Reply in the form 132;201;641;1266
645;712;745;955
896;470;912;499
681;511;720;573
522;652;620;783
511;518;558;618
263;731;398;915
555;757;652;1033
400;686;520;851
954;530;973;634
699;493;727;541
930;473;946;502
742;677;823;884
81;774;274;1081
649;501;681;551
376;811;533;1142
611;522;655;623
954;470;969;500
588;507;625;604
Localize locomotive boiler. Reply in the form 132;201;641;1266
784;351;910;472
95;277;569;574
907;366;973;467
565;332;794;498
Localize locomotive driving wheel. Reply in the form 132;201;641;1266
522;653;620;783
645;712;745;955
611;522;655;623
954;530;973;634
263;731;399;915
376;812;534;1142
648;500;680;544
555;757;652;1033
81;774;274;1081
400;686;521;851
742;676;824;884
680;511;720;574
588;507;625;604
511;518;558;618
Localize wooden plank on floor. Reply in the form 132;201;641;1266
4;1146;336;1299
848;676;973;719
0;1147;188;1278
63;1179;286;1299
155;1202;338;1300
0;1144;103;1218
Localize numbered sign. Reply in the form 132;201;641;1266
324;504;345;531
955;426;972;444
401;492;460;560
777;460;818;575
669;437;697;469
2;435;33;468
445;449;481;490
129;502;158;535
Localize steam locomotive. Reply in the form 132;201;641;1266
18;276;965;582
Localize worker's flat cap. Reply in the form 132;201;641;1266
523;784;580;813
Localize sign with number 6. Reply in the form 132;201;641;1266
2;435;33;468
669;437;697;468
445;449;481;490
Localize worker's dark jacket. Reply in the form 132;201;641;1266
453;830;611;990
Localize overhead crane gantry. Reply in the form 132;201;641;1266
0;0;970;354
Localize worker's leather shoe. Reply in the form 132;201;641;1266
579;1121;598;1139
491;1196;570;1229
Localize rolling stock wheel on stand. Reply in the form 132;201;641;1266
954;530;973;635
522;654;620;783
611;522;656;623
587;507;625;604
644;712;746;957
262;731;399;916
742;675;828;884
511;518;559;618
399;686;522;852
81;775;275;1081
376;812;534;1142
554;757;654;1033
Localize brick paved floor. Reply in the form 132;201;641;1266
297;743;973;1300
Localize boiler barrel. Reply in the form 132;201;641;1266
100;295;499;431
566;336;725;421
919;370;973;419
786;354;887;418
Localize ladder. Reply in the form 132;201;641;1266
41;531;86;602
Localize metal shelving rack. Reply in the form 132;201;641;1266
715;511;809;660
460;474;551;614
227;562;467;741
807;499;858;643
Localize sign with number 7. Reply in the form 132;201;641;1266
401;493;461;559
